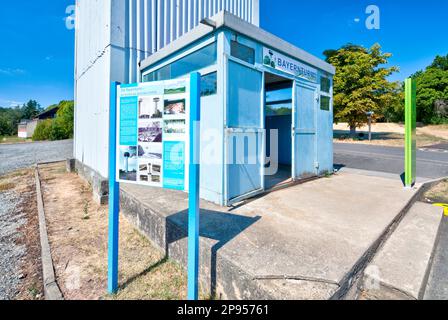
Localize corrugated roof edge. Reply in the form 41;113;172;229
139;11;336;75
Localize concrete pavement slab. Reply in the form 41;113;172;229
424;215;448;300
120;170;422;299
361;202;443;300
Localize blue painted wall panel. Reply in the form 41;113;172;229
227;61;262;128
227;132;263;200
316;101;334;174
294;83;317;178
265;115;292;166
294;134;315;178
226;59;263;201
199;93;223;203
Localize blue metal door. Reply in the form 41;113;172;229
225;60;264;205
293;81;318;179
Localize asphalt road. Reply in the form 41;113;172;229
334;142;448;180
0;140;73;176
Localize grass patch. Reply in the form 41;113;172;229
38;162;189;300
0;181;15;191
8;170;28;178
27;282;41;299
334;130;447;147
423;179;448;203
0;136;32;144
417;133;448;147
82;200;90;220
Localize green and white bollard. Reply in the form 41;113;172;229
404;78;416;188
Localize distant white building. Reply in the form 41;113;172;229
18;120;37;139
74;0;259;203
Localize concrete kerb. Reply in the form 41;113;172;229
35;164;64;300
421;210;447;299
402;176;448;299
119;186;276;300
65;157;448;299
353;175;448;300
332;180;424;299
121;170;448;300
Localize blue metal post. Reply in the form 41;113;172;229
188;72;201;300
108;81;120;294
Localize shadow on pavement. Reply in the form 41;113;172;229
166;209;261;297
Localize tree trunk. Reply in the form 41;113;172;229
349;125;357;138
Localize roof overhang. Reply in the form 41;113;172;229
139;11;336;75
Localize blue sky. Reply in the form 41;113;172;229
0;0;74;108
0;0;447;108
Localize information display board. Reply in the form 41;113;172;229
116;79;189;190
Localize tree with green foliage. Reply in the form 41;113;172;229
412;54;448;124
324;43;400;135
0;105;23;136
0;116;13;136
21;100;42;120
430;54;448;71
32;100;74;141
55;100;74;139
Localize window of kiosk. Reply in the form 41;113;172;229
231;40;255;64
143;43;217;82
201;72;217;97
320;76;332;111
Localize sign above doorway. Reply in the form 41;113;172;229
263;47;318;83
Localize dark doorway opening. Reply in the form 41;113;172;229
264;72;293;190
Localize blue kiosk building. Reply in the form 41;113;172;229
139;12;335;206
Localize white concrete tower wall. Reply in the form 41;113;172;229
74;0;259;178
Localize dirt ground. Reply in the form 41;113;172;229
423;179;448;204
0;169;44;300
38;162;187;300
334;123;448;147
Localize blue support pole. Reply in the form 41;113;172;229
108;81;120;294
188;72;201;300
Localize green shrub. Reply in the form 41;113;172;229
31;100;74;141
32;119;52;141
48;119;67;140
55;101;74;139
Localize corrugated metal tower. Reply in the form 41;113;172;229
74;0;259;179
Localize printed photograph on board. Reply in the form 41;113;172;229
138;96;163;119
138;159;162;185
164;98;186;116
164;84;186;95
138;120;162;143
138;142;162;160
164;119;186;134
118;146;138;182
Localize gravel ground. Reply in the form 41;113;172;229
0;189;27;300
0;139;73;176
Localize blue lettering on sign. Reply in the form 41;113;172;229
274;57;317;82
163;141;185;190
119;96;138;146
